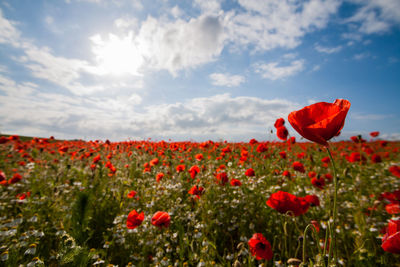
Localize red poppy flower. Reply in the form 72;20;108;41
188;185;204;198
389;166;400;178
248;233;273;260
311;177;325;190
127;190;137;199
126;210;144;229
245;168;255;177
274;118;285;128
276;126;288;141
292;161;305;173
156;172;164;182
151;211;170;228
266;191;310;216
92;155;101;164
256;143;268;153
321;156;330;164
386;204;400;214
279;151;287;159
216;172;229;185
311;220;320;233
282;170;291;178
288;99;351;146
230;179;242;186
371;154;382;163
150;158;159;166
289;136;296;144
249;138;258;144
304;194;320;207
382;219;400;254
8;173;22;184
189;165;200;179
370;131;380;138
308;171;317;179
195;154;204;161
176;164;185;173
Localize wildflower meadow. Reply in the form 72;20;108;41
1;100;400;266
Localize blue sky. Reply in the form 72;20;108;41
0;0;399;141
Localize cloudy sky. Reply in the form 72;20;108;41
0;0;399;142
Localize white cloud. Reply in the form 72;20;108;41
346;0;400;34
0;9;20;47
315;44;342;54
114;17;139;30
134;14;225;75
380;133;400;141
193;0;222;15
209;72;245;87
0;79;299;141
226;0;341;51
254;59;305;80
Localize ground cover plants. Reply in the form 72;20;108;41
1;100;400;266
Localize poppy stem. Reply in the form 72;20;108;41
302;224;320;265
326;147;338;266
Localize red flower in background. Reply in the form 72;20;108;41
282;170;291;178
230;179;242;186
386;204;400;214
382;219;400;254
389;166;400;178
195;153;204;161
321;156;330;164
256;143;268;153
126;210;144;229
176;164;185;173
371;154;382;163
216;172;229;185
189;165;200;179
92;155;101;164
311;177;325;190
304;194;320;207
274;118;285;128
188;185;204;198
127;190;137;199
266;191;310;216
288;99;351;146
370;131;380;138
151;211;170;228
8;173;22;184
248;233;273;260
245;168;255;177
276;126;288;141
292;161;305;173
156;172;164;183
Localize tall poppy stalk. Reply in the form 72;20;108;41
288;99;351;266
327;147;338;265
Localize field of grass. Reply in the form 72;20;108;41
1;135;400;266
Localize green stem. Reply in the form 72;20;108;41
327;147;338;266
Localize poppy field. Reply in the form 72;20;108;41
1;100;400;266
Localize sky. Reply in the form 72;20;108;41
0;0;399;142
